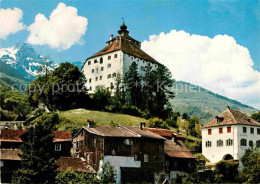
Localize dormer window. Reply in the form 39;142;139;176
216;116;224;123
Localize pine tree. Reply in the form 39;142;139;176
16;113;59;184
123;62;142;107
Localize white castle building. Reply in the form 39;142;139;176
202;107;260;166
81;22;159;93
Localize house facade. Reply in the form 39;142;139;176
0;129;72;183
81;22;160;93
202;107;260;166
72;123;165;184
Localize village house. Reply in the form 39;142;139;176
81;22;160;93
0;129;72;183
72;122;165;184
144;128;196;182
202;107;260;168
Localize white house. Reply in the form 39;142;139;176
81;22;160;93
202;107;260;166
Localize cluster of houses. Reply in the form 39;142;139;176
0;121;196;183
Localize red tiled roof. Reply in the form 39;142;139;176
0;129;72;142
144;128;183;138
203;108;260;128
56;157;96;173
0;149;22;160
52;131;72;142
164;140;195;159
87;36;159;64
0;129;26;142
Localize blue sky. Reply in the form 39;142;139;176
1;0;259;70
1;0;260;108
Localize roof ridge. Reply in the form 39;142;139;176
118;125;141;137
227;108;238;124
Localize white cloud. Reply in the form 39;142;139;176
142;30;260;109
0;7;25;39
27;2;88;50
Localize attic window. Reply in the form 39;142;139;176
216;116;224;123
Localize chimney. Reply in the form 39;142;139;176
87;119;93;128
139;122;146;130
110;34;113;41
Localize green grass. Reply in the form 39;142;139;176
59;108;147;129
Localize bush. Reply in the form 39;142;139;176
0;109;17;120
146;117;169;129
100;162;117;184
214;160;239;182
56;169;99;184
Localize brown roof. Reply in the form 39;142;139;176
52;131;72;142
144;128;183;138
56;157;96;173
203;108;260;128
84;126;139;138
122;126;165;140
0;129;72;142
0;129;26;142
164;140;195;159
81;126;165;140
87;36;159;64
0;149;22;160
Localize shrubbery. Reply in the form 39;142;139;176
146;117;169;129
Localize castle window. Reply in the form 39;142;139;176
112;72;116;77
243;127;247;133
217;140;223;147
227;127;231;133
107;63;111;68
108;56;111;60
219;128;223;134
226;139;233;146
144;154;148;162
101;67;104;71
55;144;61;151
249;140;253;147
251;128;254;134
205;141;211;147
91;69;94;73
95;77;98;81
94;59;98;64
100;57;103;64
208;129;212;135
258;128;260;135
107;74;111;79
89;78;91;83
114;54;117;58
241;139;247;146
256;140;260;147
100;76;102;80
88;61;91;65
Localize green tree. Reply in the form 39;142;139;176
124;62;142;108
0;87;31;120
214;160;239;183
239;148;260;183
93;86;111;110
146;117;169;129
251;111;260;122
16;112;59;183
100;162;117;184
55;168;98;184
28;62;89;110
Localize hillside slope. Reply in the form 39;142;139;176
59;109;146;130
171;81;257;123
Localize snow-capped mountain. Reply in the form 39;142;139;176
0;42;58;80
